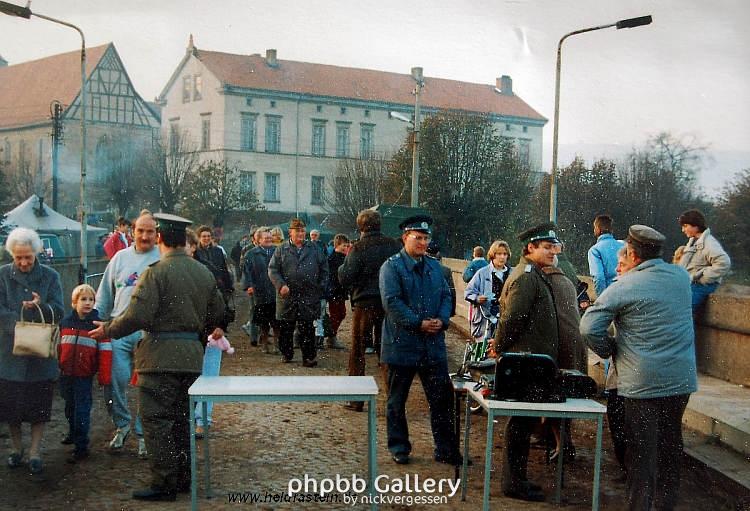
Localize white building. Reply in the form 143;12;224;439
158;39;547;216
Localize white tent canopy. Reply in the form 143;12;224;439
3;195;106;233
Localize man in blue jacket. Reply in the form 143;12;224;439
379;215;460;466
581;225;697;511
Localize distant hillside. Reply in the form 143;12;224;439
556;144;750;199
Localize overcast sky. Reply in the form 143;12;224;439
2;0;748;191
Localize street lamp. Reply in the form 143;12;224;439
0;1;88;283
549;15;652;223
389;68;425;208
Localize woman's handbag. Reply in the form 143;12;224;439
12;303;60;359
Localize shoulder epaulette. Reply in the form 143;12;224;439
148;260;160;267
524;264;533;273
388;253;401;261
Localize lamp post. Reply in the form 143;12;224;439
0;1;88;283
389;68;425;208
549;15;652;223
410;67;424;208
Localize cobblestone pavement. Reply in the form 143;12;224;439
0;287;725;510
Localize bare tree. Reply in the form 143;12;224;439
5;159;48;205
324;158;397;229
181;159;264;226
143;129;200;212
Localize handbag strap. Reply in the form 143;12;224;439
18;302;55;325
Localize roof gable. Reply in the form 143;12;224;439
0;44;109;130
192;49;546;122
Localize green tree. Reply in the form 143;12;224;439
181;160;263;226
713;169;750;277
391;111;533;257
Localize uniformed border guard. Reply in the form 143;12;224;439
91;213;225;501
493;222;560;502
379;214;462;466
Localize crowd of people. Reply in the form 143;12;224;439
0;205;732;508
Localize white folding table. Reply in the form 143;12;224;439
461;387;606;510
189;375;379;510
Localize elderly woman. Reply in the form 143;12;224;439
0;228;64;475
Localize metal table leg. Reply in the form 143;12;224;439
482;412;495;511
460;391;472;501
368;396;378;511
202;400;210;498
555;418;566;504
190;397;197;510
592;415;603;511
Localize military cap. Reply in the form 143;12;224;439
518;222;560;245
627;224;665;248
153;212;192;233
288;218;306;230
398;214;433;234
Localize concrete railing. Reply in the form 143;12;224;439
443;257;750;387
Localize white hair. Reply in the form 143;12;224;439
6;227;43;254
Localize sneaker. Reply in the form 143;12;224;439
7;451;23;469
28;457;43;475
137;438;148;459
241;323;252;336
61;434;74;445
302;358;318;368
391;452;410;465
195;426;205;439
364;347;376;355
109;426;131;450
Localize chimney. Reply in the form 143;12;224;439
265;49;278;68
0;54;7;68
497;75;513;95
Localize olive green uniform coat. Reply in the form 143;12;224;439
104;250;225;493
494;255;559;359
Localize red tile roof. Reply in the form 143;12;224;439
195;49;546;122
0;44;109;130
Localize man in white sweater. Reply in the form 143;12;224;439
96;210;160;458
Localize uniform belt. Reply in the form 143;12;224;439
150;332;199;341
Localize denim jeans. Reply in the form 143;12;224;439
59;375;93;453
194;345;222;426
691;282;718;311
111;331;144;436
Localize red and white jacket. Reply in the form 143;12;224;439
58;309;112;385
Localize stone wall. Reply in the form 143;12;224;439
443;257;750;386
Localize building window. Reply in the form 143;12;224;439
518;138;531;167
265;116;281;153
523;126;528;133
240;113;258;151
312;120;326;157
193;75;203;101
264;173;280;202
340;107;347;115
169;122;180;153
336;123;350;158
364;109;370;118
270;100;276;108
246;97;253;106
505;124;511;131
239;171;257;195
311;176;325;205
360;123;374;159
201;115;211;150
182;76;192;103
316;105;323;113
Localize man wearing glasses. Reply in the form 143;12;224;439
379;215;460;466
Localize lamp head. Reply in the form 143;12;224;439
0;1;32;18
616;15;652;29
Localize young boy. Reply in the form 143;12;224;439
59;284;112;462
326;234;351;348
